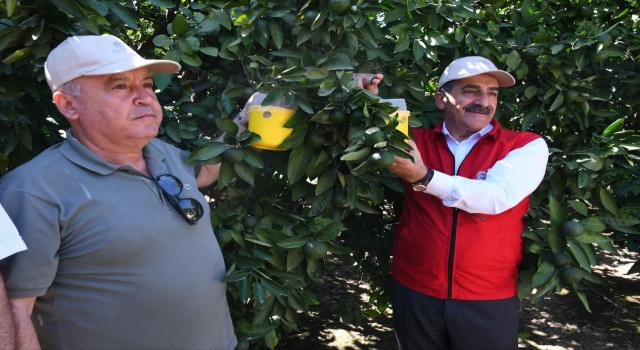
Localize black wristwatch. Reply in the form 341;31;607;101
412;168;434;192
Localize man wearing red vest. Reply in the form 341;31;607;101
388;56;549;349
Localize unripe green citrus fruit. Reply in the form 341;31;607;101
216;228;233;245
370;151;394;169
305;131;325;149
242;215;258;228
303;239;328;259
329;0;350;15
561;220;585;237
550;252;572;267
560;266;583;284
329;109;347;124
304;10;319;24
349;109;365;124
363;130;385;147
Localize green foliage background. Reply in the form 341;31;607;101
1;0;639;348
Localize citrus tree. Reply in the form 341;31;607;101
1;0;639;348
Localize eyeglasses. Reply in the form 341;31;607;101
154;174;204;225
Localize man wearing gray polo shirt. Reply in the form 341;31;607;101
0;34;237;350
0;34;384;350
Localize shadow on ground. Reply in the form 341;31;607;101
278;250;640;350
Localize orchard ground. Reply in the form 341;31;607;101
279;249;640;349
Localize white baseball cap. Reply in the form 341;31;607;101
438;56;515;89
44;34;181;91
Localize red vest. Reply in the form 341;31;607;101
391;119;541;300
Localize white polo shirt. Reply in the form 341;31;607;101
0;203;26;260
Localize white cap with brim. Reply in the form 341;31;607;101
44;34;181;91
438;56;515;89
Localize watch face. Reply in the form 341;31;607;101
413;184;428;192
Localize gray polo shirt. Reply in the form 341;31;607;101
0;131;237;349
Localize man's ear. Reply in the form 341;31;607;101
52;91;79;120
435;91;447;110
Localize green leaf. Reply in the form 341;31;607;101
321;53;355;70
172;14;190;36
532;274;559;303
181;52;202;67
265;329;279;350
189;142;226;161
253;282;266;304
287;146;313;183
199;47;219;57
315;222;344;241
581;217;606;233
260;277;288;296
237;277;251;304
567;239;592;272
286;248;304;271
222;270;250;282
548;225;565;254
602;118;624;136
573;232;612;244
268;20;283;49
242;148;264;169
234;162;254;186
104;2;138;29
217;161;234;189
532;261;555;287
340;147;371;161
548;92;565;112
548;195;563;226
578;241;597;266
568;200;588;217
601;214;640;227
505;51;521;70
2;47;32;65
6;0;17;16
524;86;538;99
149;0;176;8
215;118;239;135
236;323;277;340
315;170;335;195
551;44;565;54
574;288;591;313
317;81;335;97
50;0;89;20
599;188;618;215
394;36;411;53
278;236;309;249
596;240;618;254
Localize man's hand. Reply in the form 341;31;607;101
388;140;429;183
354;73;384;95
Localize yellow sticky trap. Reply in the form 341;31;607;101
393;110;409;136
248;106;296;151
382;98;409;136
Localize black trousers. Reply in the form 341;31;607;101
392;278;520;350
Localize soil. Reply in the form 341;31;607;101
278;249;640;349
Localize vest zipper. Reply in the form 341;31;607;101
447;207;458;299
445;133;491;299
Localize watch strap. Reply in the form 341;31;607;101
412;168;434;188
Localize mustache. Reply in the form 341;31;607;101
464;104;492;114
